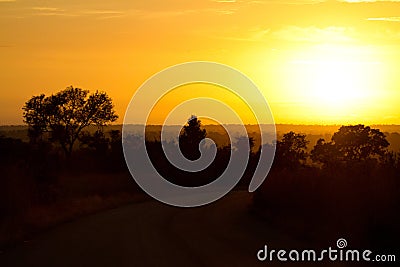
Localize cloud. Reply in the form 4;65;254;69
367;17;400;22
135;9;197;19
212;0;237;2
368;29;400;41
80;10;127;19
340;0;400;2
135;6;241;19
216;27;271;42
215;9;236;14
244;0;400;2
271;26;355;43
31;6;75;17
80;10;125;15
213;25;360;44
211;0;265;3
254;0;400;2
29;6;129;19
32;7;64;12
245;0;325;4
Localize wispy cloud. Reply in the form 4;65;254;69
367;17;400;22
369;29;400;41
32;7;64;12
212;0;237;2
273;0;324;3
244;0;400;3
341;0;400;2
30;6;73;17
215;9;236;14
271;26;355;43
80;10;125;15
80;10;127;19
249;0;400;2
214;0;325;3
29;7;129;19
216;27;271;42
136;6;241;19
136;9;197;19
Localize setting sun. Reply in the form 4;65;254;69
251;41;391;124
310;60;367;105
291;46;383;111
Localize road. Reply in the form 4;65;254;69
0;191;301;267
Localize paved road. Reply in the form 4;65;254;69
0;191;301;267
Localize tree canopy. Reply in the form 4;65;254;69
23;86;118;156
179;115;207;161
275;131;309;169
311;124;389;167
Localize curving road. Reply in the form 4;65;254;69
0;191;300;267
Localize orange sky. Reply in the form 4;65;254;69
0;0;399;125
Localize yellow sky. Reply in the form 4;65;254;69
0;0;399;125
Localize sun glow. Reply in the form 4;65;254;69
277;44;386;123
307;60;378;106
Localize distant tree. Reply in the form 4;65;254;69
275;131;309;169
109;130;122;152
179;115;207;160
235;136;255;152
23;86;118;156
381;151;400;171
79;130;110;154
311;125;389;167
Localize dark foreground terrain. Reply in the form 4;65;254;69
0;191;385;267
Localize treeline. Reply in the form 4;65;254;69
1;113;399;251
252;125;400;252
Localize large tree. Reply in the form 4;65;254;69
23;86;118;156
311;124;389;167
179;115;207;161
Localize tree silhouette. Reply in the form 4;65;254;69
23;86;118;156
179;115;207;161
79;130;110;154
310;138;340;167
275;131;309;169
311;124;389;167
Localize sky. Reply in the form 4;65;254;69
0;0;399;125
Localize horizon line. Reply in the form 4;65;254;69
1;123;400;127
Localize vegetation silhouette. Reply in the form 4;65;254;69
253;125;399;251
2;92;400;256
311;124;390;168
22;86;118;157
144;115;231;187
274;131;309;170
179;115;207;161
